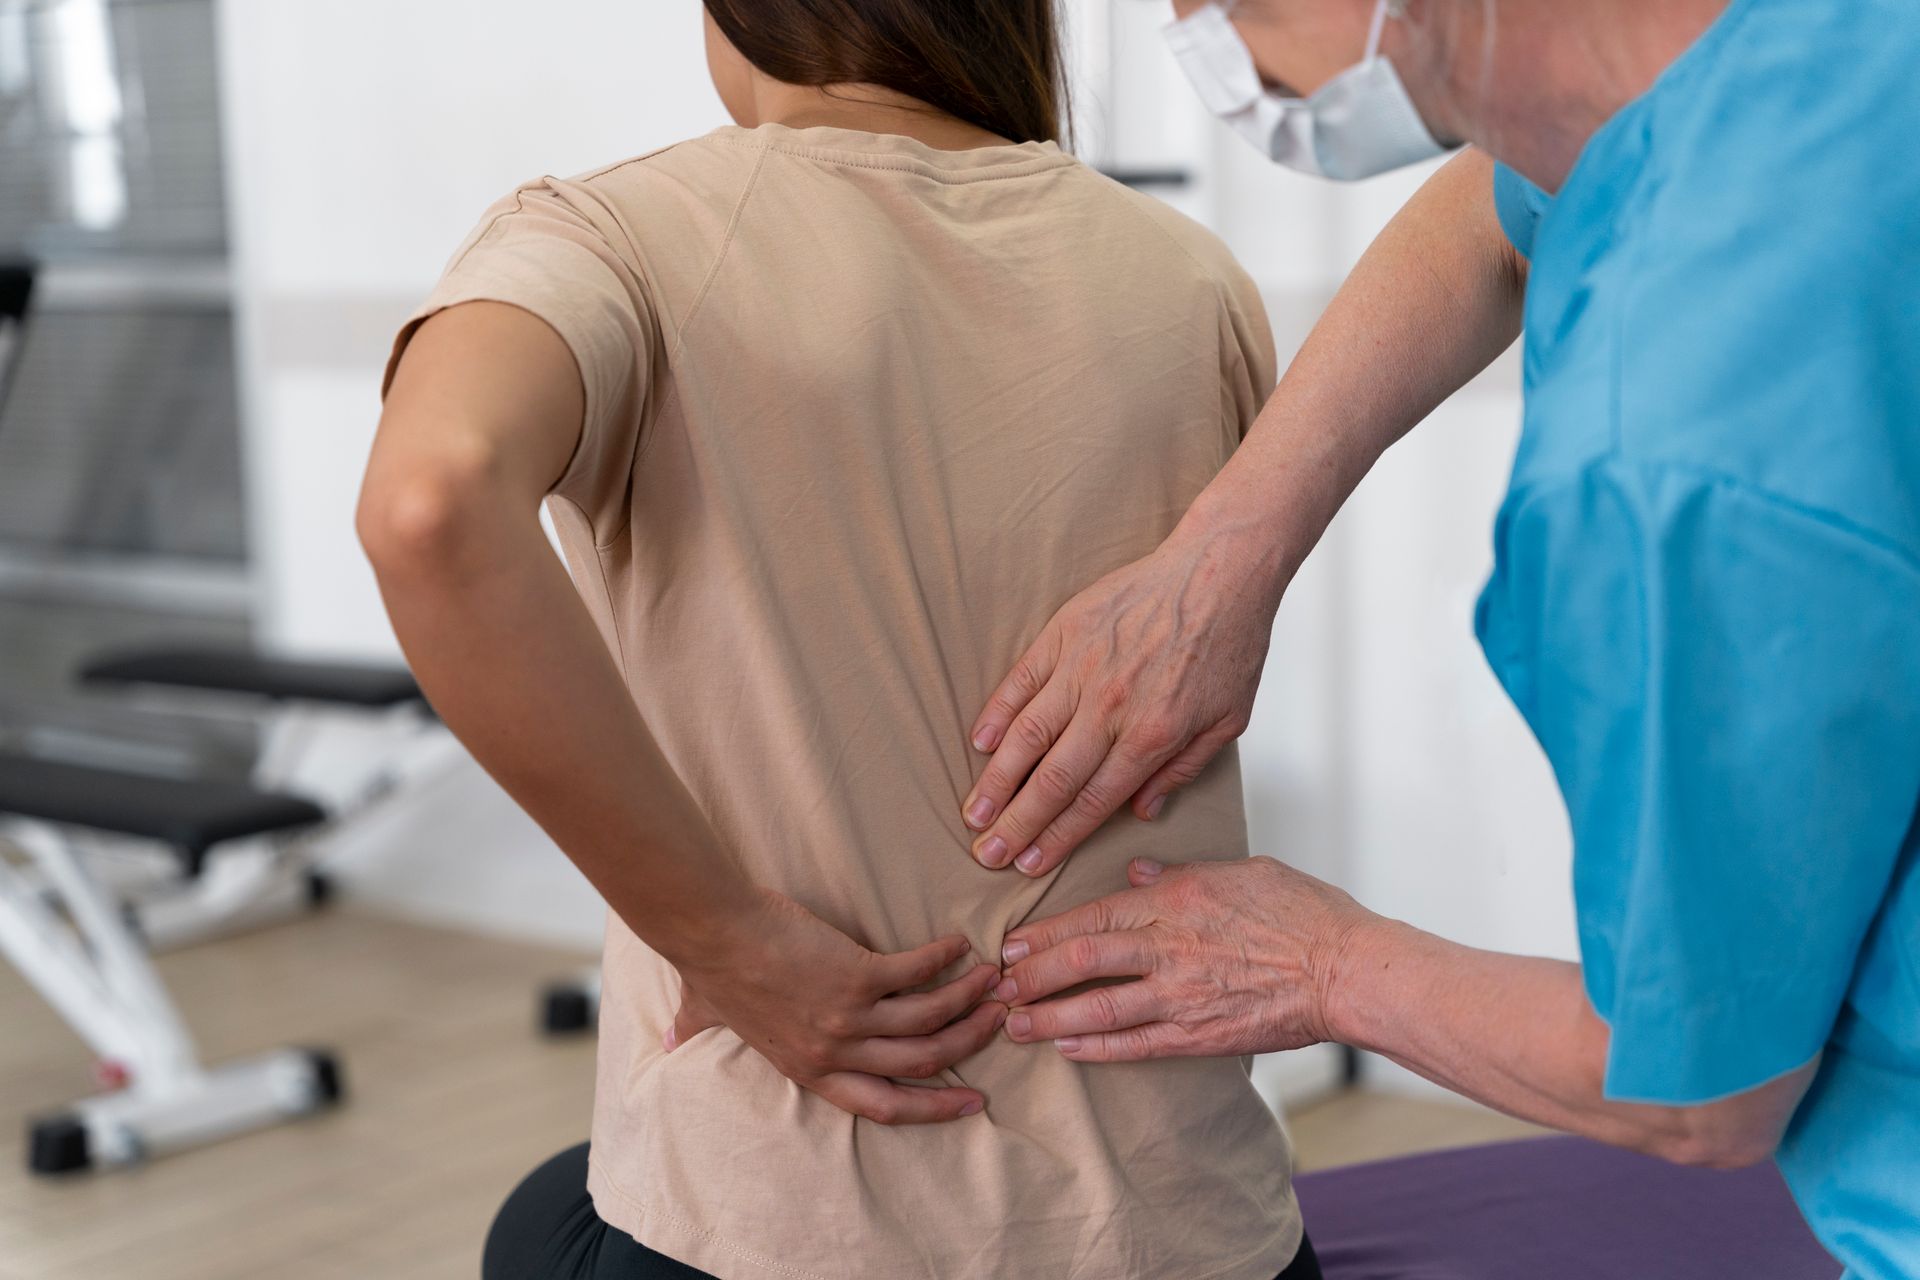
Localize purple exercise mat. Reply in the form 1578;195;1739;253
1294;1135;1840;1280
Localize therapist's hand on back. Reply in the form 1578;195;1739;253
992;856;1368;1059
962;526;1284;876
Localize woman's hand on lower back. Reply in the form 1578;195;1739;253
665;888;1005;1124
960;525;1286;878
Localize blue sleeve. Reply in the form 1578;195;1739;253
1491;162;1551;260
1476;461;1920;1103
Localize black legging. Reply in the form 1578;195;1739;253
485;1143;1325;1280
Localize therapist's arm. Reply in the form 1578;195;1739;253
994;857;1815;1168
1330;909;1817;1168
362;302;1003;1125
963;149;1530;875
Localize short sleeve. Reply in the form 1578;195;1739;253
1220;265;1277;439
383;179;658;535
1491;162;1551;260
1476;460;1920;1103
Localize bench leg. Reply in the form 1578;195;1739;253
541;966;602;1036
0;819;344;1174
30;1047;343;1173
128;836;328;950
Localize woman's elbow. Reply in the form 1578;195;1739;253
357;446;503;576
359;472;458;570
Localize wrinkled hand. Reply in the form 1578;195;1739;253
667;888;1005;1124
962;531;1283;877
991;857;1370;1062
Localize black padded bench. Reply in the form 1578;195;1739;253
0;258;32;418
69;643;442;944
0;260;31;323
0;751;326;876
82;646;427;711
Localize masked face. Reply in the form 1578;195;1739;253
1163;0;1455;181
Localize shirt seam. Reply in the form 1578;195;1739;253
549;494;632;685
1505;454;1920;583
575;142;770;552
713;131;1075;185
380;189;531;396
564;140;694;187
441;188;526;281
590;553;630;687
670;140;769;369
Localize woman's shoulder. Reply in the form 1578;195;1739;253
548;128;766;219
1079;171;1260;300
453;130;767;291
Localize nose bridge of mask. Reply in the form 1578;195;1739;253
1163;4;1267;117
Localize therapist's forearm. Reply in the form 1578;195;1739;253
1175;148;1527;583
360;480;757;966
1328;917;1812;1169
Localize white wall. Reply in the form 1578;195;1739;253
217;3;1582;1058
218;0;727;658
215;0;731;947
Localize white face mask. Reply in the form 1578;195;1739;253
1163;0;1453;182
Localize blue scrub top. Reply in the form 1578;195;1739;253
1476;2;1920;1276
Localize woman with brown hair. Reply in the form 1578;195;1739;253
360;3;1317;1278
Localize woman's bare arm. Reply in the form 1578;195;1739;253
962;149;1530;876
361;302;1003;1124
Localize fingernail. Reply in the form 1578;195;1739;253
1008;1012;1031;1039
1056;1037;1082;1055
663;1025;679;1051
1133;858;1165;881
965;796;994;829
977;836;1009;868
972;726;1001;753
992;978;1017;1002
993;1005;1009;1029
959;1099;984;1117
1002;938;1029;964
1015;846;1044;874
1145;794;1167;820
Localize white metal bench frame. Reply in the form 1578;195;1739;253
0;815;339;1172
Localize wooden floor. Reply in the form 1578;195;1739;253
0;908;1538;1280
1290;1087;1542;1173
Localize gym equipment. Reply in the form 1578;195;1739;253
76;644;453;948
0;645;448;1175
541;967;601;1037
0;260;32;420
0;755;343;1175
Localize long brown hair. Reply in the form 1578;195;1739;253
703;0;1069;145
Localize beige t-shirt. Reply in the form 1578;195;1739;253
389;123;1298;1280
